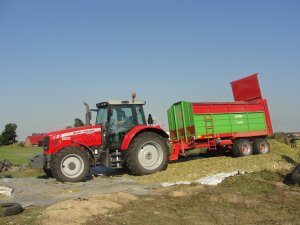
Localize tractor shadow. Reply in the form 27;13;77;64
91;166;126;177
169;148;234;164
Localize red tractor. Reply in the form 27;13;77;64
43;96;169;182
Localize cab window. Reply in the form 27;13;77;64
96;108;107;125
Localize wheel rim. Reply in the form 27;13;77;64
260;143;269;153
242;144;251;154
61;154;85;178
138;141;164;170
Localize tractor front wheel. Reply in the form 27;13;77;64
126;132;169;176
51;146;91;182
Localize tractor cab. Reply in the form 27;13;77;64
95;99;147;148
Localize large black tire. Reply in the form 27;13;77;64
233;139;253;157
290;163;300;185
126;132;169;176
51;146;91;182
253;138;270;154
283;163;300;185
0;203;24;217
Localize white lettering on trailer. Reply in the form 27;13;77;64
234;114;243;118
60;128;101;138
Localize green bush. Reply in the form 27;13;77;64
18;142;25;147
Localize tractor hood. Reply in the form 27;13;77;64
44;125;102;154
45;125;101;139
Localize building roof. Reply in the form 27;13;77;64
26;135;44;145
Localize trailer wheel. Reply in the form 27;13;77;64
253;138;270;154
233;139;253;157
51;146;91;182
126;132;169;176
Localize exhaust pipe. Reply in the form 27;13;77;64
83;102;91;126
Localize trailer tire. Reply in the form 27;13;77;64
51;146;91;182
253;138;270;154
0;203;24;217
126;132;169;176
233;139;253;157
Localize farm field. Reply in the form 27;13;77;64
0;145;43;165
0;140;299;224
88;170;300;225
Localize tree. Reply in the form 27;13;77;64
74;118;85;127
0;135;3;146
0;123;17;145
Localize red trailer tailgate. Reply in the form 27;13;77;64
231;74;262;101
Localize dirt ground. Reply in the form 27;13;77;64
1;141;299;225
85;172;300;225
0;167;153;207
39;192;138;225
2;170;299;225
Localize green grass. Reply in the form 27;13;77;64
0;145;43;165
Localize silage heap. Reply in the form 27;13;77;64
123;140;300;184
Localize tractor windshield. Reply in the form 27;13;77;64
96;107;108;125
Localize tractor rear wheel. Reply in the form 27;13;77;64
253;138;270;154
126;132;169;175
51;146;91;182
233;139;253;157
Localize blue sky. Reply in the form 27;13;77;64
0;0;299;141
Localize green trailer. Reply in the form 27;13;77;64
167;74;273;160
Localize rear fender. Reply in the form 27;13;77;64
120;126;169;150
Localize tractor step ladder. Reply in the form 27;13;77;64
110;150;123;168
204;114;217;150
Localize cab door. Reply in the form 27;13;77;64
107;105;135;148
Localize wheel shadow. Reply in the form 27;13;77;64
281;155;297;166
169;150;234;164
37;175;52;179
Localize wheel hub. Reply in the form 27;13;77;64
61;154;84;178
145;152;152;160
260;144;268;153
138;141;163;170
68;162;76;170
242;144;250;153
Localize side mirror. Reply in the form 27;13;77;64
147;114;153;125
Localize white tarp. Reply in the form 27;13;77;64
161;171;247;187
0;186;14;196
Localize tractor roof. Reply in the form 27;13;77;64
96;100;146;108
